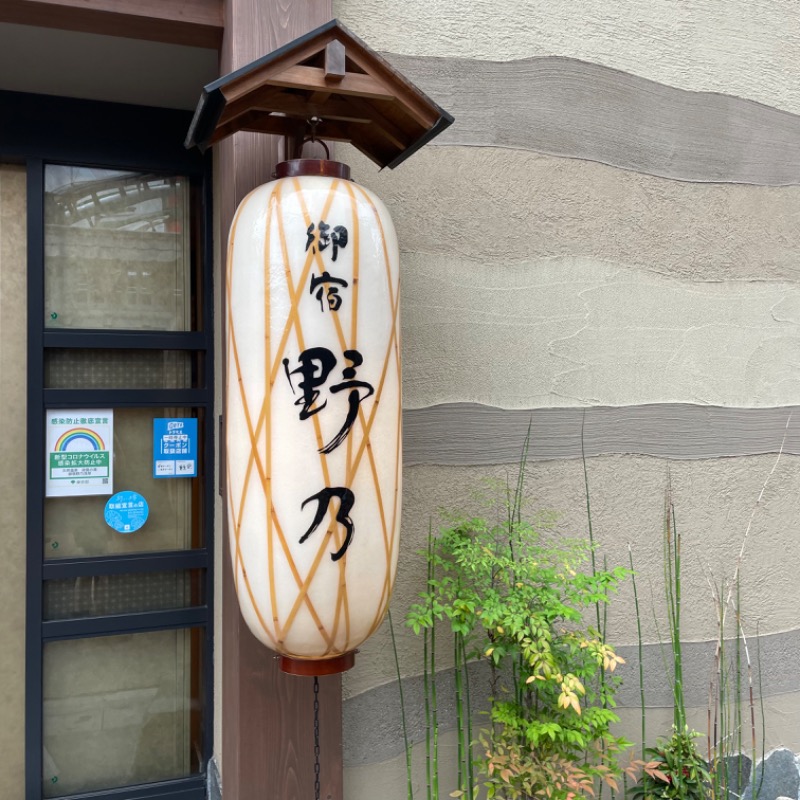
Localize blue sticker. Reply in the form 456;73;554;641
153;418;198;479
104;491;149;534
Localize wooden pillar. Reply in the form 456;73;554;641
218;2;340;799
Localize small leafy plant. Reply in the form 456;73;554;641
630;727;712;800
407;497;634;800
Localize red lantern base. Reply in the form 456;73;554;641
280;651;356;676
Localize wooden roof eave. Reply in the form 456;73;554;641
185;19;454;169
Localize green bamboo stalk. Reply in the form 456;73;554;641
454;633;464;793
581;413;609;800
581;411;601;633
428;526;439;800
431;606;439;800
424;522;433;800
663;498;678;721
672;506;685;733
755;625;765;800
718;599;727;800
423;623;431;800
388;609;414;800
736;582;743;798
461;635;475;800
514;420;533;526
628;545;646;758
735;613;757;800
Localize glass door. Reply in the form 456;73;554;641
27;160;213;800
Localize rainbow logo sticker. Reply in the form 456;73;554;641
46;409;113;498
54;428;106;452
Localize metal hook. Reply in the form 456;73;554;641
300;116;330;159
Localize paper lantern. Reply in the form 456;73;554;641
225;159;401;673
185;19;453;674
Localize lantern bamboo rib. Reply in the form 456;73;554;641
225;202;282;648
343;181;360;652
263;189;278;638
291;181;399;654
230;184;337;652
292;182;364;652
226;457;279;649
345;182;361;351
226;200;246;594
290;190;396;567
236;219;337;651
350;183;403;640
278;180;349;651
270;180;341;650
344;286;400;635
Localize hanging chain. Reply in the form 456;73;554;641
313;676;321;800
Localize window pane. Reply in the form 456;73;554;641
44;570;205;620
43;628;205;797
44;407;204;559
44;166;193;331
44;349;200;389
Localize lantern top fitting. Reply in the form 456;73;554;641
184;18;453;169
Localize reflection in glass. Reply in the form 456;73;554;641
44;408;203;559
44;166;192;331
45;349;198;389
43;628;204;797
44;570;204;619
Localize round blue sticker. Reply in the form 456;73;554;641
104;491;149;534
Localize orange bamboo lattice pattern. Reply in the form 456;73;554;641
226;172;401;661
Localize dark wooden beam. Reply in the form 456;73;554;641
221;62;395;103
0;0;223;48
218;89;372;129
218;2;340;800
216;113;354;143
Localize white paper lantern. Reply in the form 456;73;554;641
226;160;401;673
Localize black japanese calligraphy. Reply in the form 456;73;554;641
283;348;375;454
305;221;348;262
310;271;348;312
322;350;375;454
282;348;336;420
299;487;355;561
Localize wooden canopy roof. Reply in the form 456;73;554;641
185;19;453;169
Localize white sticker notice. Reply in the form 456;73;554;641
46;410;114;497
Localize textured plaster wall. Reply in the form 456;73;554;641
336;0;800;113
0;164;27;800
328;0;800;793
347;148;800;285
346;456;800;700
398;254;800;409
382;54;800;186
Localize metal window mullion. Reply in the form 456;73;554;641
43;388;209;407
42;608;208;641
43;331;207;350
46;775;206;800
42;549;209;579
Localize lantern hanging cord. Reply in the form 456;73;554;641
313;676;321;800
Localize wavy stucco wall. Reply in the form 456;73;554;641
331;1;800;796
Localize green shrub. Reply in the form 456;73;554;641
407;507;633;800
630;727;712;800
